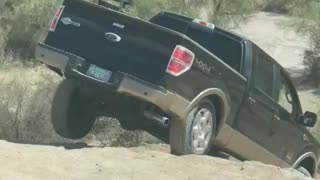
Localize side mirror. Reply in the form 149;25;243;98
300;111;317;127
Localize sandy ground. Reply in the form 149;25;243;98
0;141;310;180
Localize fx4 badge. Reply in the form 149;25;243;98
194;58;215;74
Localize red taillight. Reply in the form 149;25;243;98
49;5;65;32
166;45;195;76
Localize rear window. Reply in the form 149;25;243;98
151;15;243;72
186;25;243;72
150;14;188;33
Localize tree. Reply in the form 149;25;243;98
289;0;320;84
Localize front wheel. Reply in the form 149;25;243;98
296;166;312;177
51;79;97;139
170;99;217;155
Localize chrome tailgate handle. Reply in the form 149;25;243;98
61;17;81;27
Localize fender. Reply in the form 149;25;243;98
185;88;231;134
292;152;317;177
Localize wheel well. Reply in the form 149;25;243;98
298;157;315;177
207;95;223;132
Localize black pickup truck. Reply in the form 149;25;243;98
37;0;319;177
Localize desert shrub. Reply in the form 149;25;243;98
259;0;317;14
311;111;320;142
0;0;61;59
0;66;65;143
262;0;294;13
0;66;159;146
129;0;262;28
291;1;320;84
304;45;320;85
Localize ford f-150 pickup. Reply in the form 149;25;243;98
36;0;319;177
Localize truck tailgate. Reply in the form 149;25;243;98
45;0;182;83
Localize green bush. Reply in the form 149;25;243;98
0;0;61;59
303;28;320;84
311;111;320;142
129;0;261;28
262;0;293;13
290;1;320;84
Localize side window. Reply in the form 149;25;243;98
255;50;274;98
277;73;294;113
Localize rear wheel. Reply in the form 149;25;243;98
170;99;216;155
51;79;97;139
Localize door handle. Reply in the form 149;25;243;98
274;114;281;121
61;17;81;27
248;97;256;105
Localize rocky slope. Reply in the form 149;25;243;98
0;141;310;180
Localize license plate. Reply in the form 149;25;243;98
86;65;112;83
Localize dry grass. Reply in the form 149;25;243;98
0;65;64;143
0;64;158;146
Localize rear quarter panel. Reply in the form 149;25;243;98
162;36;247;126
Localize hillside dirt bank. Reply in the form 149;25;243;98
0;141;310;180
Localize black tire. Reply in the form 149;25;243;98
170;99;217;155
51;79;97;139
296;166;312;177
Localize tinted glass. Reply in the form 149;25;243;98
186;26;242;72
255;50;274;97
150;15;188;33
206;32;242;71
185;25;210;47
278;75;293;113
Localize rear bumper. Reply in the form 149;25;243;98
36;43;189;118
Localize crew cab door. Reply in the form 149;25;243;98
233;46;282;165
270;67;306;165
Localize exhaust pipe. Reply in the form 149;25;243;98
143;110;170;127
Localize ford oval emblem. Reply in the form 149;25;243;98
104;32;121;42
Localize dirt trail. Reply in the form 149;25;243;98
234;12;320;112
234;12;308;69
0;141;309;180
